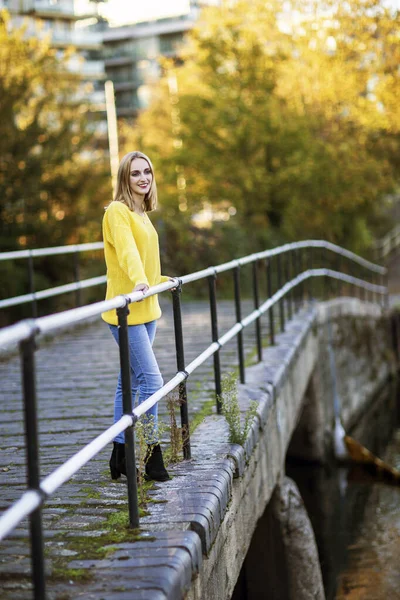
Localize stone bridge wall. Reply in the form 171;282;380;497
186;298;394;600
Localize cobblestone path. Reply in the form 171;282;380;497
0;298;272;599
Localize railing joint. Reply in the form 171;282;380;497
171;278;183;295
122;412;135;427
118;295;131;310
36;486;49;504
22;319;41;342
178;369;190;380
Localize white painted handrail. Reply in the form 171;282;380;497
0;243;388;545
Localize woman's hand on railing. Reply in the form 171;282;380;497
169;277;179;292
133;283;149;302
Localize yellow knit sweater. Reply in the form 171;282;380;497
101;201;169;326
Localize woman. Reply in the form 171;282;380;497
102;151;171;482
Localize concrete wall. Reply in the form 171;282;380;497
288;299;393;463
183;298;394;600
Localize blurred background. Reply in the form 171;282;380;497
1;0;399;324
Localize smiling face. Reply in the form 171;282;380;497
114;151;158;212
129;157;153;200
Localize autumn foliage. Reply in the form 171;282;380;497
126;0;400;274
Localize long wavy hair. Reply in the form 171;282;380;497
113;151;158;212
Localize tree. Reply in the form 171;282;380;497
124;0;399;264
0;12;110;320
0;11;110;253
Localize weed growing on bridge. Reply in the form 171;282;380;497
167;392;185;463
135;416;167;503
219;373;258;446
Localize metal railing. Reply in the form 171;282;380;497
0;242;105;314
0;240;388;600
374;224;400;261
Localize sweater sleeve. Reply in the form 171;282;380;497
159;275;170;284
105;203;149;288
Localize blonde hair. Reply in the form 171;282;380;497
113;151;157;212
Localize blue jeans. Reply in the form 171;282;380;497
109;321;163;444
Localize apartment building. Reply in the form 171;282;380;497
2;1;222;124
102;1;221;118
2;0;107;121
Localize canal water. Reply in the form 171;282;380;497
287;378;400;600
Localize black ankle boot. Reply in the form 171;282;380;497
109;442;126;479
145;444;170;482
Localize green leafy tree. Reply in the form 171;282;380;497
0;12;110;321
0;12;110;253
124;0;399;266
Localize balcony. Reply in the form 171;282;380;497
103;45;160;64
113;81;140;91
66;58;106;79
104;55;136;67
81;60;106;78
50;28;102;49
11;17;102;50
18;0;97;21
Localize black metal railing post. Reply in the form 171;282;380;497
335;255;340;298
266;258;275;346
208;273;223;413
296;248;302;309
299;247;304;306
354;261;360;300
308;246;313;302
277;253;285;332
20;326;46;600
370;272;375;303
73;250;82;307
233;266;245;384
383;270;389;310
358;267;365;301
285;252;293;320
27;252;37;318
347;259;353;299
339;256;344;298
116;303;139;529
367;272;373;304
172;284;191;459
374;272;379;305
359;264;364;300
321;248;327;301
252;261;263;362
292;249;298;313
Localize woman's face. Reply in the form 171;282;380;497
129;157;153;198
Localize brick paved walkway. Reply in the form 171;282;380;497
0;297;271;599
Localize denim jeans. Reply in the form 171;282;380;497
109;321;163;444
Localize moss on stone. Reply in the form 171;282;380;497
80;486;101;499
190;399;215;432
51;566;93;583
46;484;156;586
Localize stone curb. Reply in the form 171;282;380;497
109;300;387;599
127;308;316;598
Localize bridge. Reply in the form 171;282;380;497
0;240;398;600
